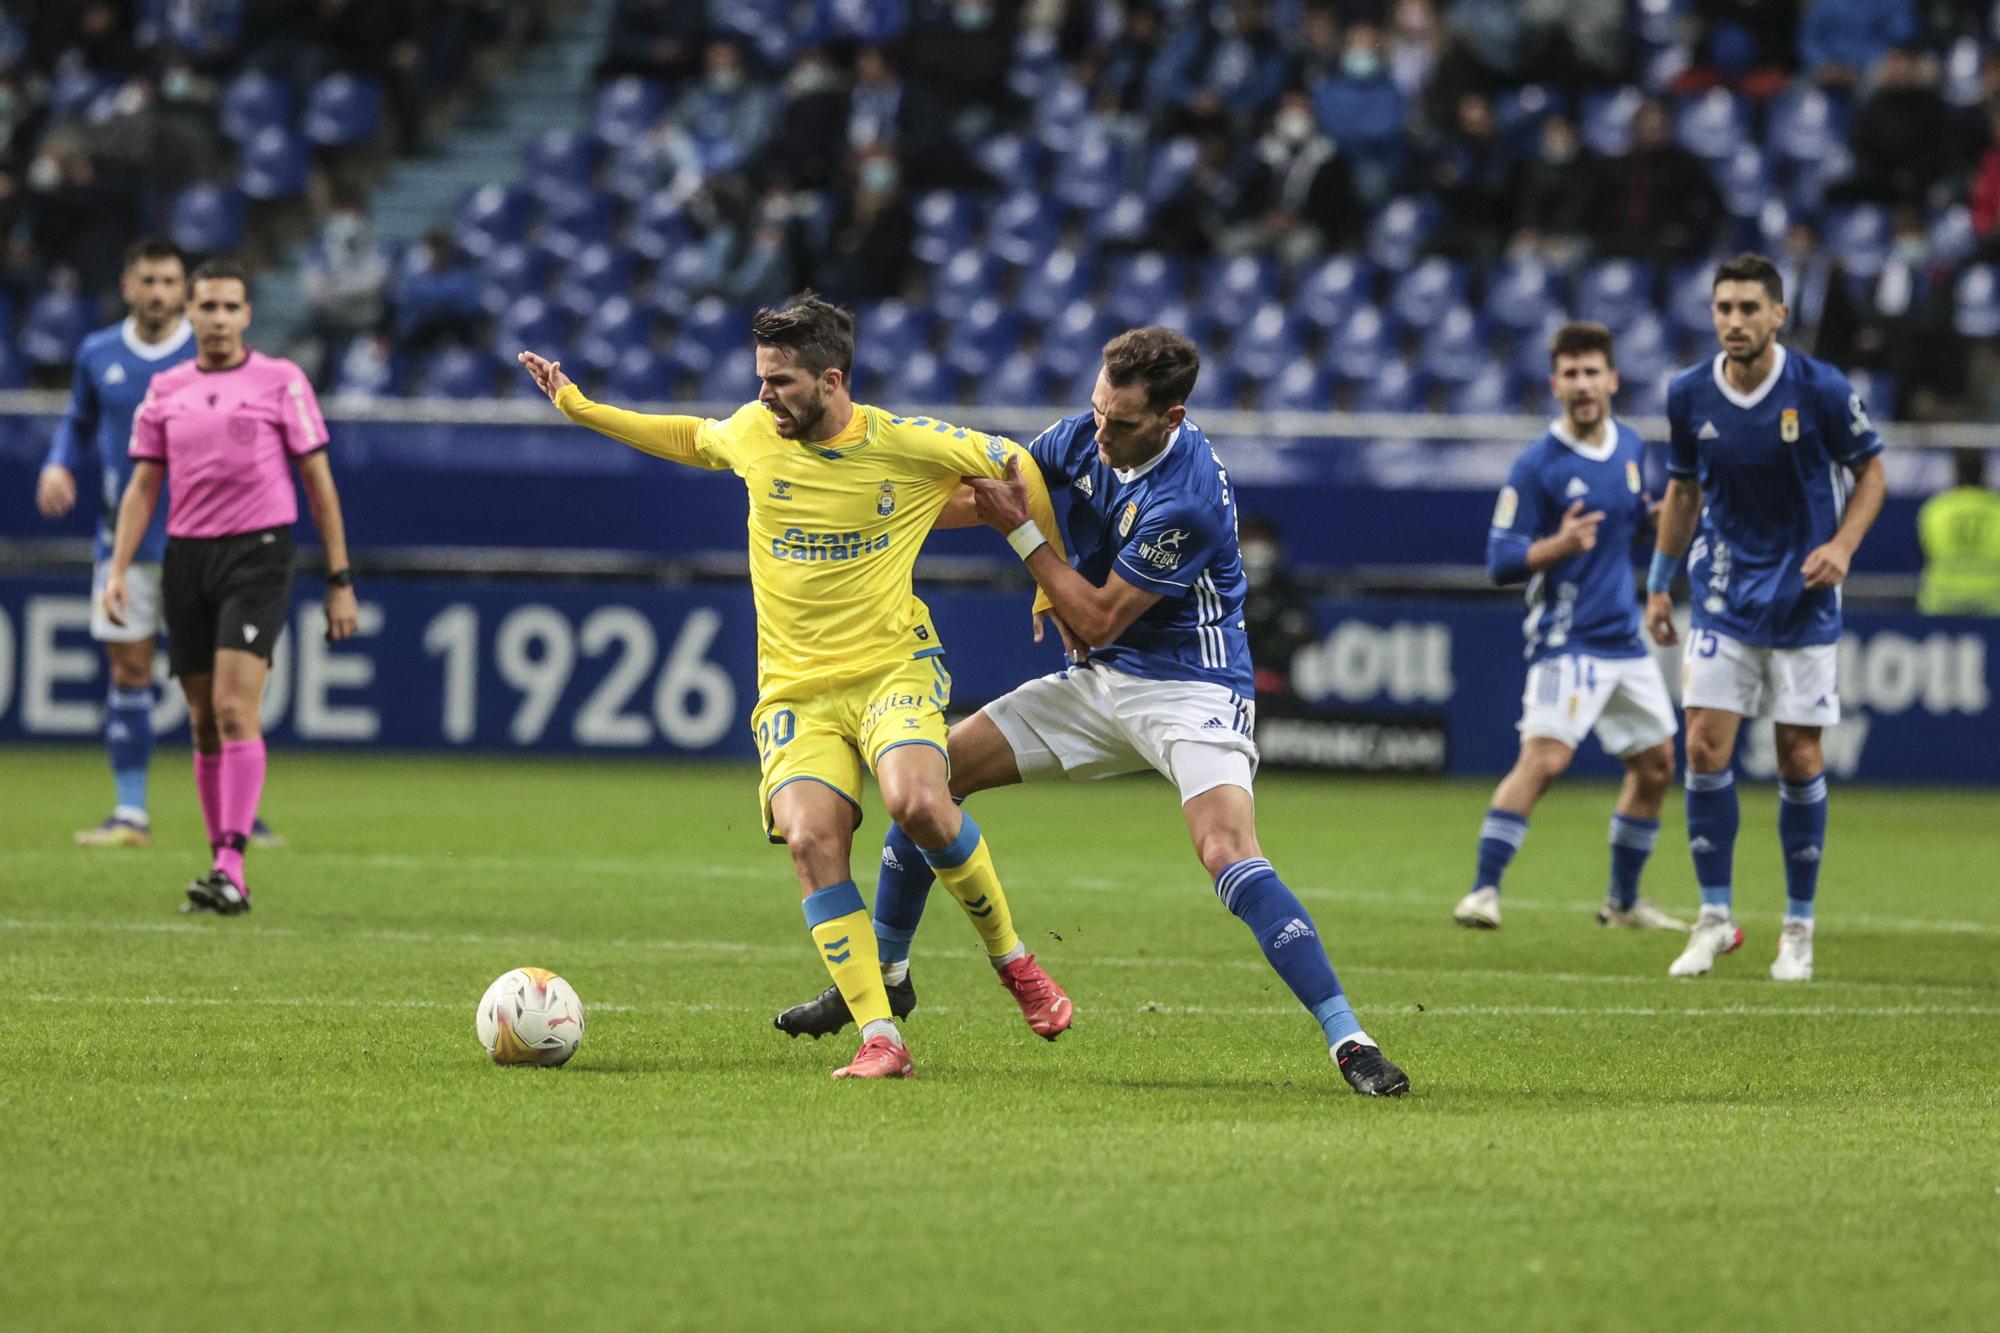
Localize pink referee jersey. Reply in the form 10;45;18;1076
129;351;330;539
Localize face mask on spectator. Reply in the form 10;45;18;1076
708;68;743;93
1342;50;1381;79
162;67;196;101
954;3;993;30
1276;108;1314;143
28;153;59;191
1241;541;1278;588
860;159;899;193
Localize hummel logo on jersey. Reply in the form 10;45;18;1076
1073;474;1093;498
1697;421;1721;441
1270;917;1315;949
1688;835;1714;853
243;624;259;643
104;363;127;385
1565;477;1590;499
1789;846;1822;863
768;478;793;501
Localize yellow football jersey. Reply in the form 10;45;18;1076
554;387;1064;696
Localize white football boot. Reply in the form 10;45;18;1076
1453;886;1502;929
1668;911;1744;976
1596;897;1690;930
1769;919;1814;981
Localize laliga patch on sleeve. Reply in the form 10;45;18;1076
1492;486;1518;529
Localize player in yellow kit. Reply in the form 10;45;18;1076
517;294;1073;1080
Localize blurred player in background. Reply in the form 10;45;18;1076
777;328;1410;1096
1647;254;1886;981
1454;322;1684;934
103;261;357;915
518;293;1074;1081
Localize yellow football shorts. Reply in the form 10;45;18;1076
752;648;953;841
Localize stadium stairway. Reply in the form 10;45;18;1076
253;0;615;355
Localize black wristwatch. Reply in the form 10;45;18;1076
326;568;354;589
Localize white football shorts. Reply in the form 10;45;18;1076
90;559;163;643
1519;651;1678;757
1681;628;1840;726
982;661;1259;804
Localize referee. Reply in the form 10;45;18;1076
102;259;358;914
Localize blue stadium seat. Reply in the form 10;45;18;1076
1039;299;1119;383
644;244;723;313
1031;72;1094;150
700;346;758;402
21;288;94;370
1846;368;1895;422
911;191;977;268
1509;312;1569;384
1825;205;1891;280
329;342;401;399
626;190;694;262
493;295;568;363
239;127;309;201
303;73;383;148
1016;247;1095;323
1416;305;1487;387
1227;301;1304;384
1767;85;1847;167
1105;253;1189;328
1674;89;1749;163
1953;264;2000;339
1365;196;1439;273
49;65;107;120
988;189;1060;268
1615;314;1675;389
1624;368;1671;417
1389;257;1470;330
534;189;617;263
942;299;1023;379
1579;87;1644;157
1485;256;1563;337
556;242;638;317
1052;125;1127;213
851;299;933;386
456;184;534;259
602;139;665;204
1352;359;1429;412
1203;255;1279;328
419;347;499;400
478;243;554;315
0;330;22;389
1143;299;1215;347
973;133;1046;196
168;184;246;256
1084;190;1151;248
975;350;1052;407
1494;85;1564;157
1196;364;1244;410
1717;144;1771;219
607;344;682;403
523;130;599;204
1142;136;1201;204
931;248;1005;315
573;296;650;376
1006;24;1062;104
1448;364;1521;415
813;0;909;43
891;350;959;404
1262;356;1335;412
1297;255;1375;332
1785;140;1852;216
1576;259;1656;332
220;71;290;146
1328;303;1396;384
1929;204;1978;270
593;76;667;145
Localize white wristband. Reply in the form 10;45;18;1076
1005;520;1048;561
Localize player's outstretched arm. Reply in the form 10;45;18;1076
969;457;1160;649
516;350;722;469
1644;477;1702;646
101;461;163;628
296;450;359;642
1803;454;1886;590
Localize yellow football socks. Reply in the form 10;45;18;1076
802;881;892;1029
921;812;1023;962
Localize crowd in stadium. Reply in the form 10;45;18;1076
4;1;1999;419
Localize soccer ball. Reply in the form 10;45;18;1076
475;967;585;1066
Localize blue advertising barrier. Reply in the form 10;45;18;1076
1;575;1991;782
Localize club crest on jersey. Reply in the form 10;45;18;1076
1780;407;1800;443
1119;501;1138;538
876;480;897;517
1626;461;1641;493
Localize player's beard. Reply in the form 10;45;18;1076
775;391;826;440
1566;395;1604;431
1724;330;1771;365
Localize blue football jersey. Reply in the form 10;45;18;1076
42;318;196;563
1486;419;1651;665
1665;346;1883;648
1027;412;1255;697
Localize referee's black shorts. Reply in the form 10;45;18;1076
163;526;294;678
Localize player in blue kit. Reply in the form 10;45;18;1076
775;327;1409;1096
34;240;283;850
1453;323;1685;933
1646;254;1886;982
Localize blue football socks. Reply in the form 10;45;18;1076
106;685;155;822
1216;858;1360;1047
873;821;935;977
1778;772;1828;920
1685;769;1738;914
1473;808;1529;894
1606;812;1660;911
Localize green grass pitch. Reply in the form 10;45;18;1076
3;746;1996;1331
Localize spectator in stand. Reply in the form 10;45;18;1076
27;1;139;78
1148;122;1245;254
1840;46;1951;207
721;186;803;304
669;39;776;177
770;47;848;191
1521;0;1628;89
301;189;391;378
1239;517;1318;705
903;0;1017;132
597;0;708;83
816;145;914;302
847;45;958;184
391;229;481;351
1592;97;1723;262
1972;99;2000;251
1424;89;1512;262
1798;0;1917;91
1096;2;1165;117
1774;218;1834;348
1291;3;1346;86
1506;112;1599;265
1440;0;1523;85
1310;22;1406;206
1228;89;1357;260
1196;0;1291;119
1385;0;1442;103
25;146;131;300
1918;451;2000;615
1686;0;1799;96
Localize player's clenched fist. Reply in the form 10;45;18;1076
1644;591;1677;646
1558;498;1605;554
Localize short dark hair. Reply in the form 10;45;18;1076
1101;325;1200;411
1713;252;1784;304
750;291;855;376
189;258;252;297
122;237;184;272
1549;320;1616;369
